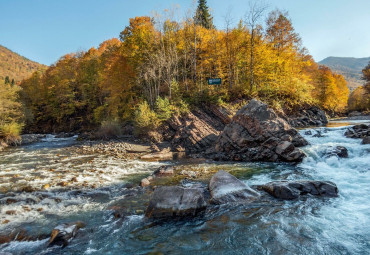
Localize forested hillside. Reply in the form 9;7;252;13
0;45;46;84
19;6;349;133
348;62;370;111
319;56;370;91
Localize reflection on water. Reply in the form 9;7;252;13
0;121;370;255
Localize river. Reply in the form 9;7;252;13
0;120;369;255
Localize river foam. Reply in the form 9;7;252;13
1;121;369;254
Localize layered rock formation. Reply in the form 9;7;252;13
212;99;308;162
166;106;231;154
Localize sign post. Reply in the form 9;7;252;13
207;78;221;85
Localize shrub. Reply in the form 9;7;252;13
0;122;23;144
155;97;172;121
95;121;122;140
134;101;159;132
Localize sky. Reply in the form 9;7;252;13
1;0;369;66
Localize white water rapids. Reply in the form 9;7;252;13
0;120;369;255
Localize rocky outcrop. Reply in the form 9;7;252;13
344;124;370;139
324;146;348;158
161;105;231;154
209;170;259;204
287;107;328;127
48;221;85;247
145;186;207;218
212;99;307;162
257;180;338;200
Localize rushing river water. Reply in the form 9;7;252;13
0;121;369;255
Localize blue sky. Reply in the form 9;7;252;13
1;0;369;65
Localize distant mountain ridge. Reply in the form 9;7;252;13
319;56;370;91
0;45;47;83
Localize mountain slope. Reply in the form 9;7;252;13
319;56;370;91
0;45;47;83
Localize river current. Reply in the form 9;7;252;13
0;120;369;254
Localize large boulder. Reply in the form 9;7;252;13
257;180;338;200
209;170;260;204
213;99;307;162
145;186;206;218
344;124;370;139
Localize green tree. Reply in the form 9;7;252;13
4;76;10;84
195;0;214;29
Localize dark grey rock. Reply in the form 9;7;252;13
304;130;312;135
288;107;328;128
345;124;370;139
362;137;370;144
213;99;307;162
209;170;260;204
257;180;338;200
145;186;206;218
48;221;85;247
324;146;349;158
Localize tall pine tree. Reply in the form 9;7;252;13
194;0;214;29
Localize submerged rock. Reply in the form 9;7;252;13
48;221;85;247
140;166;174;187
324;146;348;158
209;170;259;204
145;186;206;218
257;180;338;200
312;130;326;138
213;99;307;162
153;166;174;176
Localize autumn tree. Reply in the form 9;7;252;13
245;1;267;92
18;9;352;134
363;62;370;93
348;62;370;111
